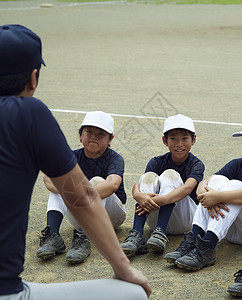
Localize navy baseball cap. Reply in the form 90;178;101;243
0;24;45;75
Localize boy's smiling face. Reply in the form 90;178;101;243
162;129;196;165
80;126;113;159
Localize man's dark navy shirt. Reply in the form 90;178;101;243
0;96;77;295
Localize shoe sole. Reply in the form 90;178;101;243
147;241;165;253
66;257;86;264
122;245;148;256
164;257;176;264
176;259;216;271
66;253;90;264
227;291;242;296
37;246;66;260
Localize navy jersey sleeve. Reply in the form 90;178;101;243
187;160;205;184
215;158;242;180
145;157;159;173
107;151;124;178
29;99;77;177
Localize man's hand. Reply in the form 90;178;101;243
113;264;152;298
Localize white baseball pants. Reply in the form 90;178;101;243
47;176;126;229
139;170;197;234
193;175;242;245
0;279;147;300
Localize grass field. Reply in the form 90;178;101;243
1;0;242;4
57;0;242;4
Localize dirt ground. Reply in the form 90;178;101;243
1;1;242;299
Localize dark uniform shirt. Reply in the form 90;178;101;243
0;96;77;295
215;158;242;181
145;152;205;203
74;148;126;204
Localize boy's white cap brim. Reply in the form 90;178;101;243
232;132;242;137
81;111;114;134
163;114;195;134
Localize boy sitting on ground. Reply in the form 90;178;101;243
37;111;126;263
120;114;204;255
165;131;242;271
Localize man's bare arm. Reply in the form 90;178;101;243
43;174;59;193
50;164;151;297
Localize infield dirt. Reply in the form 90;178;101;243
1;1;242;299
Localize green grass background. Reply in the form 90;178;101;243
1;0;242;4
58;0;242;4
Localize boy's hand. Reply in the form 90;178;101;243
198;185;220;207
207;204;230;220
135;193;159;216
135;193;160;210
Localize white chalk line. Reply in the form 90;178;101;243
50;108;242;127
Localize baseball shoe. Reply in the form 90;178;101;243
175;235;216;271
147;227;168;253
164;231;195;263
66;229;91;264
36;226;66;260
227;269;242;297
120;229;148;255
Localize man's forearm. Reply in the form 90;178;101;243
51;164;130;274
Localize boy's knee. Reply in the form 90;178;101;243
208;175;229;189
89;176;105;186
223;179;242;191
139;172;158;185
159;169;180;182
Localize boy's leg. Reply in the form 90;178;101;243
36;192;66;260
121;172;159;255
46;192;67;233
226;210;242;245
207;179;242;244
175;177;242;271
89;177;126;229
147;169;197;234
134;172;159;233
66;176;127;263
5;280;147;300
147;169;196;253
164;175;227;264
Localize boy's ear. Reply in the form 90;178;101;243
162;136;168;146
192;134;196;145
108;134;114;147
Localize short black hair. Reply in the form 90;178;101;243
164;128;195;143
0;64;41;96
79;125;113;140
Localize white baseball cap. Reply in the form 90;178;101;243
163;114;195;134
232;132;242;137
81;111;114;134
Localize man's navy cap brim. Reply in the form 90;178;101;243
232;132;242;137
